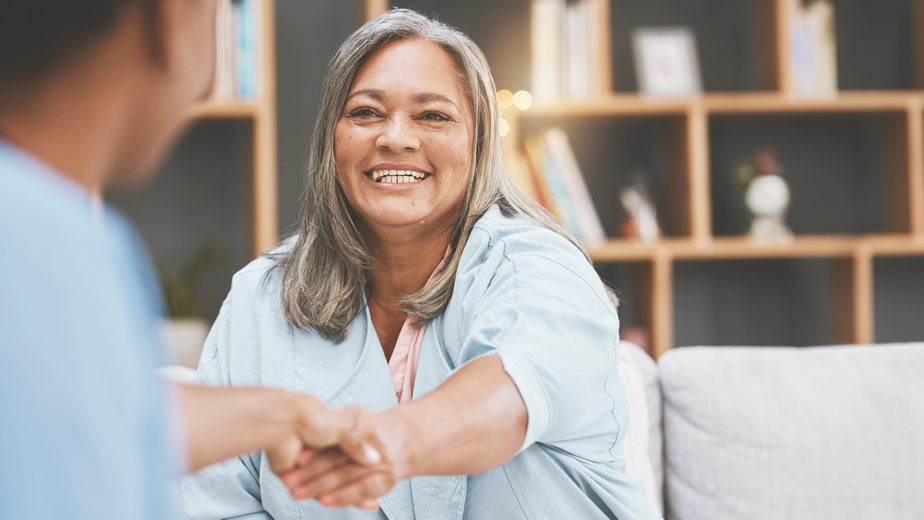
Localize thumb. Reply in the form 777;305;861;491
265;434;302;476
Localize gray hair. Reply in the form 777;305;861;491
273;8;587;343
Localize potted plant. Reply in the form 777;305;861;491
158;239;228;369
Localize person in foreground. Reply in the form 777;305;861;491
0;0;379;518
180;9;660;520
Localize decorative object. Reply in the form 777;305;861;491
620;172;660;242
631;27;702;97
733;149;793;242
158;239;229;369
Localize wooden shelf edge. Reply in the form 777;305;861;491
509;91;924;119
188;101;259;119
587;234;924;262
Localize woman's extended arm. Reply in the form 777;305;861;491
282;354;527;507
178;384;380;474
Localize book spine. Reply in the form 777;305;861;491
543;128;606;246
523;136;564;220
531;0;563;103
235;0;256;100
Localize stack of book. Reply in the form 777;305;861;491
531;0;606;103
211;0;261;102
519;128;606;247
788;0;837;97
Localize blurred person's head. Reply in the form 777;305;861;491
0;0;218;187
274;9;580;343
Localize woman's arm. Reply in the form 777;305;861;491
178;384;380;474
281;355;526;507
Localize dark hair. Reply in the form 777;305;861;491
0;0;155;85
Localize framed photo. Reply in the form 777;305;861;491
632;28;702;97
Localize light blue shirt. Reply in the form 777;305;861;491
0;141;175;519
180;205;659;520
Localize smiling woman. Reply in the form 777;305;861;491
179;9;660;520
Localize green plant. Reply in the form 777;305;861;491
159;239;229;318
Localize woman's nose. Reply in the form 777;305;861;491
376;116;420;152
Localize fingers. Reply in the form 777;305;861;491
289;457;372;500
317;472;397;509
282;448;350;494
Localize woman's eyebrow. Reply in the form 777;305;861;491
346;89;385;103
413;92;459;111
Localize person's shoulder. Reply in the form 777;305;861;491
225;236;297;300
470;205;586;266
467;205;615;316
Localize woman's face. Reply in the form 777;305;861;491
335;38;474;238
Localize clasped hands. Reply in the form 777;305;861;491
267;396;410;511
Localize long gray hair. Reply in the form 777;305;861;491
273;9;587;343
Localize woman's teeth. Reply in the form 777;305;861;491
370;170;426;183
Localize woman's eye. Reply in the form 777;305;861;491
348;108;378;119
422;112;450;122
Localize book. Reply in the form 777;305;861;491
520;129;606;246
523;135;564;220
543;128;606;246
531;0;604;102
209;0;261;102
788;0;837;97
531;0;563;103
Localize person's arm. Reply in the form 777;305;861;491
178;384;380;474
281;354;526;507
282;246;623;509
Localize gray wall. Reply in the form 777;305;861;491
112;0;924;344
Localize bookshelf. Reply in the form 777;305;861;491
185;0;277;260
504;0;924;358
373;0;924;357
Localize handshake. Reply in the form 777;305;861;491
267;395;405;511
182;385;411;511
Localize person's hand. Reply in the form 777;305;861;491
264;395;382;485
280;405;411;510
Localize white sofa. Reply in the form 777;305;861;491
618;341;924;520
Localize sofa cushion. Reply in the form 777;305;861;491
659;343;924;520
617;341;663;516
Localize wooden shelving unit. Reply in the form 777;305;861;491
185;0;278;260
500;0;924;357
369;0;924;357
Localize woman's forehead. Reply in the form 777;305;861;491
349;39;467;107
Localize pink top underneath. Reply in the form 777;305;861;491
386;249;450;403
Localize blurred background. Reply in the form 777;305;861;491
108;0;924;361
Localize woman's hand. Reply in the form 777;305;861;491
280;406;412;510
264;395;383;477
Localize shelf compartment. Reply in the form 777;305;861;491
874;255;924;343
710;112;896;236
513;113;698;239
673;257;833;348
610;0;760;93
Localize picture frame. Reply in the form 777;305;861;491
631;27;702;97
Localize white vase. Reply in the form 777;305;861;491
159;318;210;369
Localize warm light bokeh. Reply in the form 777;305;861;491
513;90;532;109
497;89;514;108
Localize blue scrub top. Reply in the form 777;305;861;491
0;141;175;519
180;205;660;520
